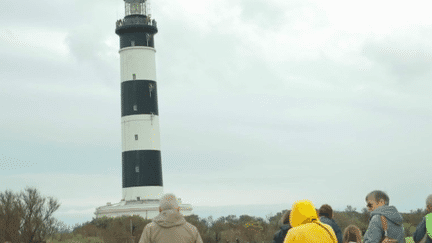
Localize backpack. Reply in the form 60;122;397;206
426;213;432;240
380;215;398;243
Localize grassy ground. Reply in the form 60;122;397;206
45;233;104;243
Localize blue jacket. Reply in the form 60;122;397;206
272;224;291;243
413;213;432;243
363;205;405;243
320;216;343;243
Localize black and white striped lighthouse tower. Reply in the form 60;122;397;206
116;0;163;202
94;0;192;219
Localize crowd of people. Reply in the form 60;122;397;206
137;190;432;243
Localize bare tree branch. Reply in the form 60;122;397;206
16;186;61;243
0;189;24;242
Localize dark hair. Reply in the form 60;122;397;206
280;210;291;225
319;204;333;219
366;190;389;205
343;225;362;243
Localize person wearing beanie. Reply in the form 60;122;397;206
283;199;338;243
138;193;203;243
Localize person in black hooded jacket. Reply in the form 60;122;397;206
272;210;292;243
319;204;343;243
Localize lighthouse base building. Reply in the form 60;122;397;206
94;0;193;220
94;198;193;220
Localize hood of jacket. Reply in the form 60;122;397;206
289;200;318;228
369;205;403;226
152;209;186;228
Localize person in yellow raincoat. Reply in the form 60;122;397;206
284;199;338;243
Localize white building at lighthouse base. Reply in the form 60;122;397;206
94;198;193;220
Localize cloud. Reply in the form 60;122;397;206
363;27;432;83
0;81;120;146
238;0;311;31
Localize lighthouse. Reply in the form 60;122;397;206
94;0;192;219
117;0;162;203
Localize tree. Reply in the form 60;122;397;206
410;208;424;215
0;187;61;243
361;207;370;225
89;216;114;230
268;210;289;227
18;186;61;243
211;219;225;242
201;215;214;229
0;189;24;243
99;221;121;243
344;205;357;213
52;219;72;234
238;215;266;242
185;214;213;242
225;215;238;226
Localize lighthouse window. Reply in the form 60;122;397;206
131;40;135;46
133;104;137;111
135;134;138;140
133;74;136;80
135;166;139;173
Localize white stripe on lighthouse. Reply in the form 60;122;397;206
120;46;156;82
122;114;161;152
122;186;163;201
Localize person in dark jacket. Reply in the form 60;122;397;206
319;204;343;243
272;210;292;243
413;194;432;243
363;190;405;243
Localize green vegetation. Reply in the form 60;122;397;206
0;187;61;243
45;233;104;243
52;206;428;243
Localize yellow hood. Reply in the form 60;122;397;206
289;199;319;228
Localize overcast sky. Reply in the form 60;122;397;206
1;0;432;228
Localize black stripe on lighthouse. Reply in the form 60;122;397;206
122;150;163;188
121;80;158;117
120;32;155;48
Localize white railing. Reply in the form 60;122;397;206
116;17;157;29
